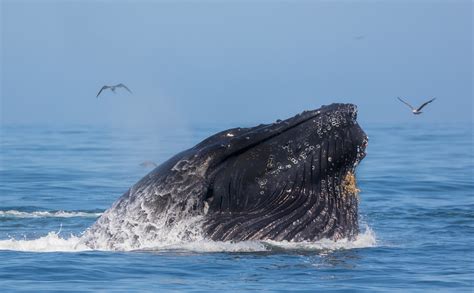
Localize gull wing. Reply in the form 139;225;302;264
416;98;436;111
397;97;415;110
140;161;157;167
96;86;110;98
116;83;132;94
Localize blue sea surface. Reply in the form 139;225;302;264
0;122;472;292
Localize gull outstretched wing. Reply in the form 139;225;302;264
116;83;132;94
397;97;415;110
96;86;110;98
416;98;436;111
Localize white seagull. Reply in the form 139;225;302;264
397;97;436;115
96;83;132;98
139;161;157;168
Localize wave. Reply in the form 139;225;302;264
0;232;91;252
0;210;103;218
139;226;377;253
0;226;376;253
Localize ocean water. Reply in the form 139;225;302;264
0;122;472;292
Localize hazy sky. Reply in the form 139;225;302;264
1;0;472;129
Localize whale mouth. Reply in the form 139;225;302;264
203;103;368;242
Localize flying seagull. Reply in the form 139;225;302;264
397;97;436;115
140;161;157;168
96;83;132;98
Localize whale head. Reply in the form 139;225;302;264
201;103;368;241
84;103;368;249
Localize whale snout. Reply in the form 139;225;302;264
295;103;368;173
203;103;368;241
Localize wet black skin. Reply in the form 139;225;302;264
202;103;367;241
85;103;368;247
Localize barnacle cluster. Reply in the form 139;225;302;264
342;171;360;198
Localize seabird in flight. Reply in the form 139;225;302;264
96;83;132;98
397;97;436;115
140;161;157;168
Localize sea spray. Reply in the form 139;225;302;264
0;210;103;218
0;224;376;253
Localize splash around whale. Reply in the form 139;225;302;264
82;103;368;250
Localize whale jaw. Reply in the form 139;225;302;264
202;104;367;242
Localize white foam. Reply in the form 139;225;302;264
139;225;377;253
0;232;92;252
0;210;103;218
263;226;377;251
0;226;376;253
139;240;268;253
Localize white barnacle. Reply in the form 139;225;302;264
171;159;190;171
257;178;268;187
226;133;234;137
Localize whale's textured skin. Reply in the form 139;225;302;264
83;103;368;250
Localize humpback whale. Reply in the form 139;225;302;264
83;103;368;250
